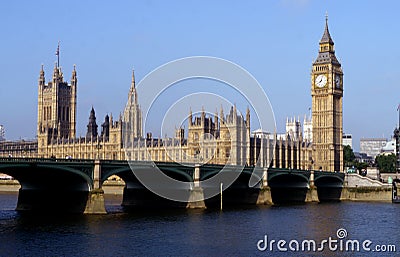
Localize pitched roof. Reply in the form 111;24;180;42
320;16;334;45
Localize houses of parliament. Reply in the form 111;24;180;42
0;18;344;172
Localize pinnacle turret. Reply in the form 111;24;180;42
39;64;45;85
86;107;98;140
128;69;138;104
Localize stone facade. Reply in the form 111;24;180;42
33;63;312;168
0;140;37;158
36;64;124;160
311;16;343;172
286;117;301;141
0;18;343;172
37;63;77;142
125;106;251;165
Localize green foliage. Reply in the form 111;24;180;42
343;145;355;166
355;162;368;171
343;145;369;172
375;154;397;173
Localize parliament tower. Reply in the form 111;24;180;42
37;63;77;144
311;16;343;172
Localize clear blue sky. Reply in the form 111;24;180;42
1;0;400;151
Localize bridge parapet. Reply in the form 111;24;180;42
0;157;95;163
0;158;267;212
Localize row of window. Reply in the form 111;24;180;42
315;65;328;71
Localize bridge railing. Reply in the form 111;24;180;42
0;157;95;164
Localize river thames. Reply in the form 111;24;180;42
0;192;398;256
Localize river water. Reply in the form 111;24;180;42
0;192;398;256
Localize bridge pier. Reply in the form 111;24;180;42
84;160;106;214
256;187;273;205
84;188;106;214
305;187;319;202
186;165;206;209
306;170;319;202
257;168;273;205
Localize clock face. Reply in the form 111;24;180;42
315;74;327;88
335;75;341;88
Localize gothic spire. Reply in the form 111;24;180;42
129;69;138;104
71;64;77;84
131;69;135;89
314;14;340;65
90;106;95;118
201;106;205;124
55;41;60;67
189;107;193;125
220;105;225;124
320;13;334;45
39;64;45;85
86;107;98;140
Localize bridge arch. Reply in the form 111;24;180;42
154;166;193;183
201;168;261;186
268;169;310;185
0;159;95;212
201;166;263;208
101;162;194;209
0;163;92;191
101;164;194;186
101;166;133;184
267;169;311;204
314;172;345;202
314;174;344;187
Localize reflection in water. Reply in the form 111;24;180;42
0;193;398;256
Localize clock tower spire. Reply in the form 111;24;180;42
311;15;343;172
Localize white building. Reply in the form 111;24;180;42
282;115;312;142
360;138;387;158
303;115;312;142
381;138;396;154
343;133;353;149
286;116;301;140
0;125;4;142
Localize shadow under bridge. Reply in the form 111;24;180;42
100;161;194;209
0;158;94;213
267;168;311;204
313;171;345;202
200;165;263;208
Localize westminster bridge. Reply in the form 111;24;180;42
0;158;344;214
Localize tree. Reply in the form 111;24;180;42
375;153;397;173
343;145;369;172
343;145;355;167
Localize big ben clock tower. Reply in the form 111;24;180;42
311;15;343;172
